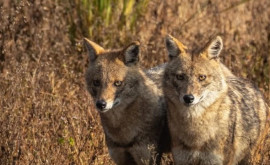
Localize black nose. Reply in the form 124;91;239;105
96;100;107;110
183;95;194;104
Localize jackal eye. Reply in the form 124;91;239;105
93;80;100;86
176;74;185;80
114;80;122;87
199;75;206;81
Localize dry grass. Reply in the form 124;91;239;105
0;0;269;164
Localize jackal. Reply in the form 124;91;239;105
163;35;269;165
84;38;167;165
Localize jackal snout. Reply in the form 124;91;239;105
180;91;203;106
180;82;205;106
96;100;106;110
183;94;194;104
95;98;120;112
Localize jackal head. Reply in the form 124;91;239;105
163;35;227;114
84;38;141;113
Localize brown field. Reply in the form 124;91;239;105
0;0;269;164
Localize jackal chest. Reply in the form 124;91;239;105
103;122;141;146
174;123;219;148
168;111;220;147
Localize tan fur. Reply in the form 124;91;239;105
84;38;167;165
163;35;269;165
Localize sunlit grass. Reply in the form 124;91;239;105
69;0;149;47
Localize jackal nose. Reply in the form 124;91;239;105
96;100;107;110
183;95;194;104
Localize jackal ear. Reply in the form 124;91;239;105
83;38;105;62
165;35;187;60
205;36;223;59
123;41;140;66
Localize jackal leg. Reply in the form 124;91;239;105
172;146;223;165
108;146;136;165
129;144;161;165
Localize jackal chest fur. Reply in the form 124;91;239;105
167;93;230;148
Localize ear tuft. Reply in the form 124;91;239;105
165;35;181;60
124;42;140;66
207;36;223;59
83;38;104;62
165;35;187;60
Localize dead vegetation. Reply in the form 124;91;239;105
0;0;269;164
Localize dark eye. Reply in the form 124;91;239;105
93;80;100;86
114;80;122;87
199;75;206;81
176;74;185;80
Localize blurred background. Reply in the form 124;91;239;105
0;0;269;164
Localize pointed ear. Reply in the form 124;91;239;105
165;35;187;60
83;38;105;62
123;41;140;66
205;36;223;59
